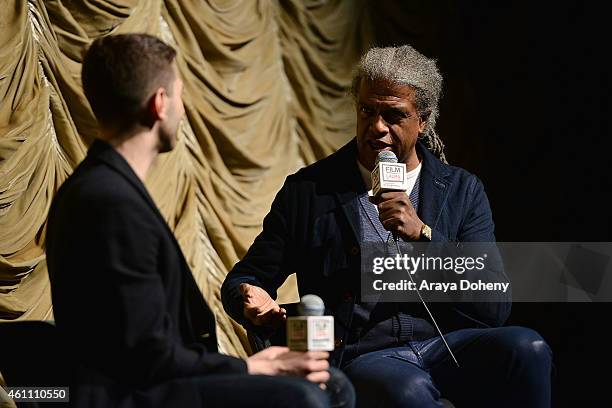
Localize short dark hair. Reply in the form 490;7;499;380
82;34;177;130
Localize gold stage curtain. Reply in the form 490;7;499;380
0;0;371;358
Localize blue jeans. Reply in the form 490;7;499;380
341;326;552;408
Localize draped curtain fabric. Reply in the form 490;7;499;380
0;0;372;358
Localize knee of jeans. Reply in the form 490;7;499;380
387;373;439;406
327;367;356;407
288;380;330;408
502;326;553;367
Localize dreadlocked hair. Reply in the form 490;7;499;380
351;45;447;163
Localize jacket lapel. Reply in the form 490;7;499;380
416;142;452;230
332;139;367;245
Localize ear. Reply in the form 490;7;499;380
418;110;431;133
148;87;167;122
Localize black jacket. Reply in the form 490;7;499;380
222;139;511;367
46;140;246;407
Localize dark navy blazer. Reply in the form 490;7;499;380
222;138;511;366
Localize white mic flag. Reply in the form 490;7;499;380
286;294;334;351
371;151;407;196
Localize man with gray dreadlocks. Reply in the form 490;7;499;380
222;45;552;407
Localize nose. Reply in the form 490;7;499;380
371;114;389;134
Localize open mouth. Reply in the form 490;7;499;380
368;140;393;152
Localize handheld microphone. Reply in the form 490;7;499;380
371;151;407;196
286;295;334;351
371;151;406;241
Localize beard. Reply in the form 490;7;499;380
157;118;180;153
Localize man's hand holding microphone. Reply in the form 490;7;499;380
369;191;424;241
369;150;430;242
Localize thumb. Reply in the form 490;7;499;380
239;283;252;297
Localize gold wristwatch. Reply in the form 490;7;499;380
420;223;432;241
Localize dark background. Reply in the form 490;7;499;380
370;1;610;406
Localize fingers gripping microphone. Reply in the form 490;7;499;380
371;151;407;196
286;295;334;351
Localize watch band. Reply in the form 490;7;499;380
420;223;432;241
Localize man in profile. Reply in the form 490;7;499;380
46;34;354;408
222;45;552;407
